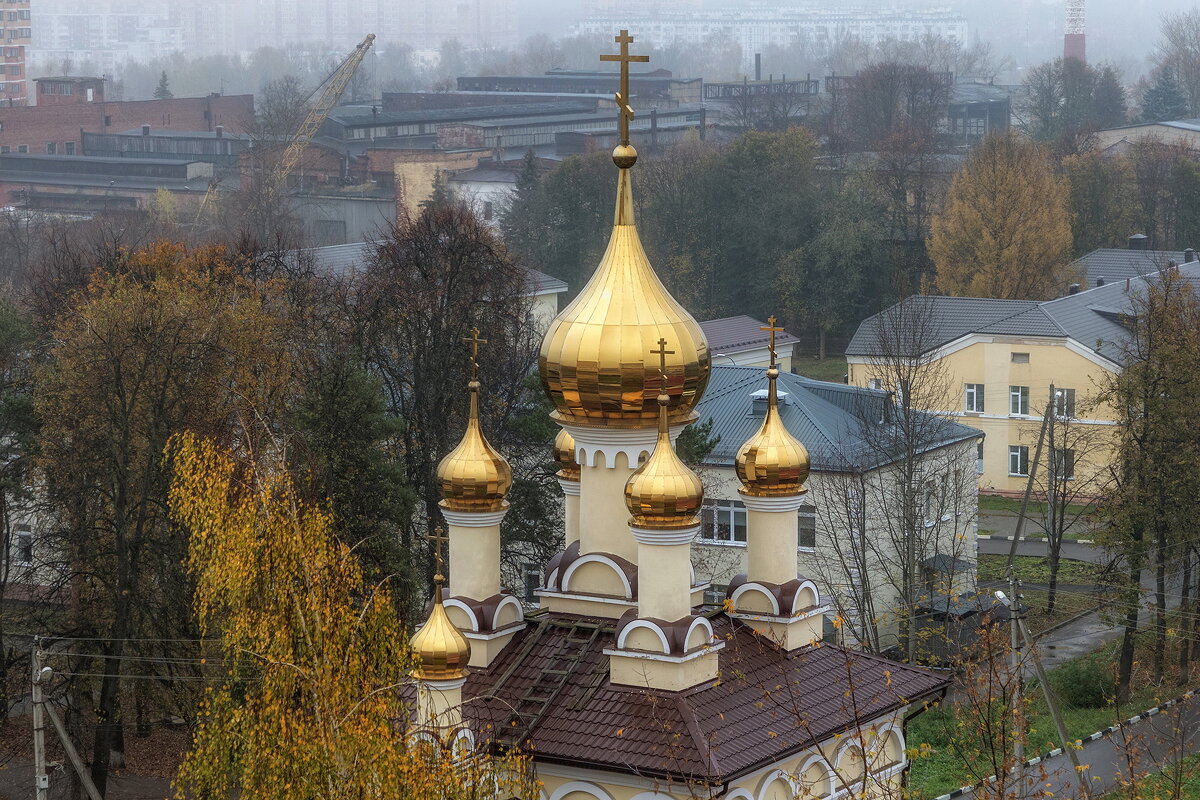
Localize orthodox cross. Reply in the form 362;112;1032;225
463;327;487;381
651;337;675;393
425;526;450;579
760;316;785;366
600;29;649;146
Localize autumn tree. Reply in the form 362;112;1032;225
1100;266;1200;701
34;243;295;794
929;132;1075;299
169;433;536;800
1158;10;1200;115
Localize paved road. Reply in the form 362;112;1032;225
977;532;1115;566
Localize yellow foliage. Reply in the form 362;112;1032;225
169;433;536;800
929;132;1075;300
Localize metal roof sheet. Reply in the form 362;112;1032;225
699;314;801;354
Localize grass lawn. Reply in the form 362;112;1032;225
907;637;1196;800
1104;751;1200;799
977;553;1110;586
978;493;1095;520
789;356;847;383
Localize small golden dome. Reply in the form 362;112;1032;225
437;380;512;512
624;392;704;530
736;367;810;497
411;575;471;681
553;428;580;481
539;166;710;428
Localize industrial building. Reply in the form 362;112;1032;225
457;69;701;106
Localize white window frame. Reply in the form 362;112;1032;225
701;499;747;545
964;383;984;412
1009;385;1029;416
1009;445;1030;476
1054;388;1076;419
798;506;817;551
1052;447;1076;480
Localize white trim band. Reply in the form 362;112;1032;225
415;676;467;690
629;524;701;546
441;508;509;528
737;493;810;512
557;476;581;496
562;421;689;469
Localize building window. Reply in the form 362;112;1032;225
483;200;493;221
1054;388;1076;418
867;378;882;390
1009;385;1029;415
1052;448;1076;480
16;144;25;153
976;441;985;474
1009;445;1030;476
15;525;31;566
1011;352;1030;364
46;142;55;154
701;499;747;544
65;141;74;155
798;506;817;550
0;146;8;154
522;563;541;603
964;383;984;412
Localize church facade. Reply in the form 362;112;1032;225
408;31;950;800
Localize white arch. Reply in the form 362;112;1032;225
548;780;616;800
795;752;836;797
870;721;907;767
791;580;821;615
685;616;715;650
561;553;634;599
442;599;481;632
630;793;681;800
722;790;755;800
491;595;525;629
616;620;671;654
731;582;781;616
755;768;799;800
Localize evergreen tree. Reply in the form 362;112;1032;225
1141;66;1190;123
1092;64;1128;129
153;70;173;100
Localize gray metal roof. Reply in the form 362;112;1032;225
847;262;1200;364
699;315;801;354
1068;247;1193;288
694;366;979;473
327;100;597;127
950;82;1012;104
294;241;567;294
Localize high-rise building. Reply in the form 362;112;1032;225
1;0;31;105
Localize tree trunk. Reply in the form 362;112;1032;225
1154;519;1167;684
1046;544;1061;617
1117;565;1142;705
818;327;827;361
1179;551;1192;684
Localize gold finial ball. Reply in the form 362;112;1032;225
613;144;638;169
553;428;581;481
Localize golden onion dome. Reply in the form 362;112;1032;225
437;379;512;512
539;159;710;428
624;390;704;530
736;366;810;497
411;575;471;681
553;428;580;481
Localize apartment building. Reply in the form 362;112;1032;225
0;0;30;105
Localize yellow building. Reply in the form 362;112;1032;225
406;30;949;800
843;268;1200;494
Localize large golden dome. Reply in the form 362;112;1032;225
736;367;810;497
624;391;704;530
437;379;512;512
539;164;710;428
411;576;471;681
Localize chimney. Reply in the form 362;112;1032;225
1096;276;1106;287
215;124;223;139
142;124;150;136
1068;283;1081;295
1128;233;1149;250
1186;248;1195;263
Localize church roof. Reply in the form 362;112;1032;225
462;613;948;784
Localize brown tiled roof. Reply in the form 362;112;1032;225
462;611;948;783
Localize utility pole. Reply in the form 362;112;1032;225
1006;384;1056;571
1007;574;1023;765
32;636;48;800
997;591;1092;799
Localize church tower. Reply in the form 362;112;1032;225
409;572;471;737
435;329;526;667
538;33;711;627
726;321;826;649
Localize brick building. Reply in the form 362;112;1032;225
0;84;253;157
1;0;30;105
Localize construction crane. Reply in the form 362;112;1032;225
275;33;376;185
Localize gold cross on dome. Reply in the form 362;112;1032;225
463;327;487;381
651;337;675;392
600;29;649;146
760;316;785;366
424;526;450;578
